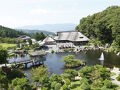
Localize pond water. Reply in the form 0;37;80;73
8;50;120;75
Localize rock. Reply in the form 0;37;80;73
117;52;120;56
75;76;82;80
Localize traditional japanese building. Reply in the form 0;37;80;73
54;31;90;46
43;31;90;47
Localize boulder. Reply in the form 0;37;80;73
117;52;120;56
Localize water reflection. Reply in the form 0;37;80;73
100;60;104;66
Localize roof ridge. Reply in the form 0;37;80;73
57;31;77;33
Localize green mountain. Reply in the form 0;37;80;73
16;29;55;36
76;6;120;43
0;25;26;38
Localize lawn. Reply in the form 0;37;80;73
0;43;17;49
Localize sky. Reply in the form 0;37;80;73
0;0;120;28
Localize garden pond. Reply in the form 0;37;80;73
8;50;120;79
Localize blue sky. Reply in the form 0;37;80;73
0;0;120;28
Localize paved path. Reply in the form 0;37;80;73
0;64;13;68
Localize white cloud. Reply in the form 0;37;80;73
30;9;49;15
30;8;70;15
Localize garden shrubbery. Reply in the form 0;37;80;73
116;74;120;81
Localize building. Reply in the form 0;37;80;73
43;31;90;48
43;36;56;45
18;35;31;40
31;39;37;44
54;31;90;46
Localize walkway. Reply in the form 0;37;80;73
0;64;13;68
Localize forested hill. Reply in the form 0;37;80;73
76;6;120;43
0;25;26;38
16;29;55;36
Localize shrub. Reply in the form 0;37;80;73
81;60;86;63
64;49;69;53
11;64;16;69
70;48;74;52
51;50;54;53
65;79;70;85
51;81;57;89
62;84;69;90
24;46;30;50
9;78;32;90
8;53;15;58
116;74;120;81
80;81;90;90
64;69;78;80
101;86;107;90
62;55;81;68
110;72;116;76
55;83;61;90
103;79;112;88
41;87;48;90
32;43;40;48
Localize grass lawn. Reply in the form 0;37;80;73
0;43;17;49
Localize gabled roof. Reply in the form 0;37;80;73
54;31;90;42
43;36;55;42
18;35;31;40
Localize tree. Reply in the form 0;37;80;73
34;32;40;41
31;66;50;88
28;39;32;45
49;74;63;84
76;6;120;44
9;78;32;90
39;32;46;40
98;67;111;80
51;81;57;89
34;32;46;41
51;81;62;90
0;48;8;65
80;81;90;90
55;83;61;90
0;25;27;38
112;35;120;51
78;65;113;89
0;37;19;44
103;79;112;88
79;66;94;79
62;84;70;90
7;69;25;81
0;68;8;89
61;55;81;68
63;69;78;81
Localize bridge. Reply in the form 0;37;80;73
12;51;46;68
14;59;44;68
